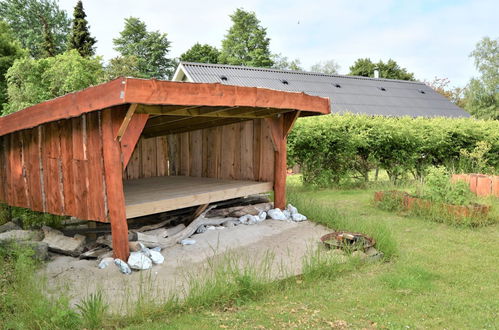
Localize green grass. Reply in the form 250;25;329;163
0;242;81;329
124;179;498;329
2;178;499;329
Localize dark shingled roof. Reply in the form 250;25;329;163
174;62;470;118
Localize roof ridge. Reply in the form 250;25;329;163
179;61;426;85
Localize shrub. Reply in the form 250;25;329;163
421;166;473;206
288;114;499;186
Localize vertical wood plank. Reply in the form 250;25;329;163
253;119;262;181
3;136;12;206
59;120;77;215
220;124;237;179
180;132;190;176
23;129;43;212
206;127;221;178
202;128;209;177
8;132;27;207
240;121;254;180
71;117;90;220
233;123;242;179
101;109;129;261
86;112;106;221
0;137;7;203
42;123;64;214
189;130;202;177
167;134;178;176
141;137;157;178
260;119;275;182
156;136;169;177
125;138;142;179
72;116;87;160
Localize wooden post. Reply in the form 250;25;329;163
101;110;130;261
273;124;287;209
268;111;300;210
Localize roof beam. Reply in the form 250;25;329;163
143;117;249;138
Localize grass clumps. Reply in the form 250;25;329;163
374;166;498;227
288;189;398;259
0;243;80;329
76;290;109;329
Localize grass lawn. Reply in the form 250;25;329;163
1;178;498;329
126;180;499;329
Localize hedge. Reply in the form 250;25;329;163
288;114;499;186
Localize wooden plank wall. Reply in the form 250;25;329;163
0;111;111;222
124;119;275;182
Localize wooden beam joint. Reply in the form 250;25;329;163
116;103;138;141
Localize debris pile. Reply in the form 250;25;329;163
0;195;311;274
320;231;384;261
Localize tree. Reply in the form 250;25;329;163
349;58;415;80
424;77;466;108
180;43;219;64
0;20;26;114
271;53;302;71
68;0;96;57
0;0;70;58
219;8;273;67
464;37;499;119
113;17;173;79
4;49;104;114
105;55;142;80
310;60;340;75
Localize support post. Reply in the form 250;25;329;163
267;111;300;210
101;110;130;261
273;122;287;209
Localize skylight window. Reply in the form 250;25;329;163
220;75;228;82
281;79;289;85
334;83;341;88
419;89;426;94
378;87;386;91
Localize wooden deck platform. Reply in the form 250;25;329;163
124;176;273;218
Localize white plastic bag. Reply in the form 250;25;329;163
149;250;164;264
291;213;307;222
268;208;287;220
287;204;298;215
128;252;152;270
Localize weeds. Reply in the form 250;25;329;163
374;190;496;227
0;242;80;329
76;290;109;329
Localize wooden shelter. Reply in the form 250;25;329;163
0;78;329;260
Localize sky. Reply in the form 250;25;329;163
57;0;498;87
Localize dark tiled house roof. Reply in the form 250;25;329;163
173;62;470;118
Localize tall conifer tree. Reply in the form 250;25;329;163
68;0;96;57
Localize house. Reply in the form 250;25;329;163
0;78;329;260
173;62;470;118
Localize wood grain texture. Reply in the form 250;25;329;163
122;119;274;183
86;112;106;221
0;111;115;222
0;137;7;203
125;176;273;218
101;109;130;260
120;113;149;168
22;129;43;212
